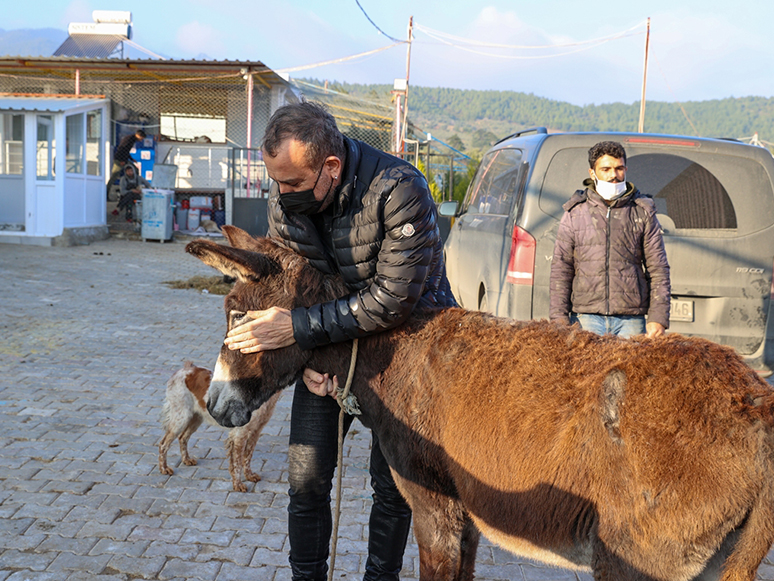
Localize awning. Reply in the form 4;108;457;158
0;94;108;113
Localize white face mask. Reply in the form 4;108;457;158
594;178;627;201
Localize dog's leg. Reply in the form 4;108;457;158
178;416;204;466
243;392;281;483
158;430;178;475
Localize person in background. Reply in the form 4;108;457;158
225;101;456;581
107;129;146;199
549;140;671;338
113;163;149;221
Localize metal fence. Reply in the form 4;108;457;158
0;58;293;186
0;60;478;229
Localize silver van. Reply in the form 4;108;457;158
440;129;774;375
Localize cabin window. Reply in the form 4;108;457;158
66;113;84;174
86;110;102;176
36;115;55;181
0;113;23;175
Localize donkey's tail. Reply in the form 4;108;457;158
719;464;774;581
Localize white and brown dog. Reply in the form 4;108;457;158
158;361;280;492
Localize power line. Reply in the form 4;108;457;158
413;21;646;60
414;20;647;50
354;0;403;43
273;42;405;74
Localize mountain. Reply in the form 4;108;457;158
298;79;774;153
0;28;68;57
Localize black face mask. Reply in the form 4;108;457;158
279;164;332;215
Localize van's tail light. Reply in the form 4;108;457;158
506;225;536;285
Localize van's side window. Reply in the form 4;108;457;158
463;148;523;215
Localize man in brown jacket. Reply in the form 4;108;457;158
549;141;671;338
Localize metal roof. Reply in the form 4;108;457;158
0;56;289;86
53;34;122;59
0;94;107;113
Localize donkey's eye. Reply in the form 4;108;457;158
229;310;248;329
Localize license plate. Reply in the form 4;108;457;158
670;298;694;322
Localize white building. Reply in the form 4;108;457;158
0;95;110;245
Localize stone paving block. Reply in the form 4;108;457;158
196;543;255;567
89;538;151;558
36;536;99;555
14;503;73;522
4;492;59;507
211;516;263;534
249;546;291;568
216;562;277;581
179;529;235;547
193;502;247;520
0;549;57;572
1;533;47;551
143;540;199;561
67;573;124;581
73;522;133;542
0;517;35;536
230;530;285;551
28;520;85;538
47;552;111;575
128;525;186;544
7;572;68;581
106;554;167;579
159;558;221;581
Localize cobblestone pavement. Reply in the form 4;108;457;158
1;236;774;581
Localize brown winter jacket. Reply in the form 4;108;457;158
549;180;671;328
268;137;456;350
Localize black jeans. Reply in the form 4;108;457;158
287;379;412;581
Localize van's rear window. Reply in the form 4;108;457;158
539;147;774;236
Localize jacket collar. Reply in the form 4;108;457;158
333;136;361;216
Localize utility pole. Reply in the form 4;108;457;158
637;17;651;133
401;16;413;150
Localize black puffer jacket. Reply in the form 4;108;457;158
549;180;671;328
268;137;456;350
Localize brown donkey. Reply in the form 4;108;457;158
187;226;774;581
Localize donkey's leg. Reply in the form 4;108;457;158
226;426;248;492
457;516;480;581
392;472;475;581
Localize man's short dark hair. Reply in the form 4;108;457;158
135;130;147;139
262;101;346;169
588;141;627;168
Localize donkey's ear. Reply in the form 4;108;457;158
221;225;259;250
186;239;281;282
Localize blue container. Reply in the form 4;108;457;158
141;189;174;242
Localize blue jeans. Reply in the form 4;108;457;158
287;378;412;581
571;314;646;338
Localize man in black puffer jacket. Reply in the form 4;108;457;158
225;101;456;581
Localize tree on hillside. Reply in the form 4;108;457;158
416;158;444;203
451;154;481;206
447;134;465;151
471;129;499;151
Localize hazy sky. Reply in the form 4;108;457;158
4;0;773;106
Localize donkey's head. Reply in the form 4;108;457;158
186;225;346;427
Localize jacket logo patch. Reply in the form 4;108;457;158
401;223;416;237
